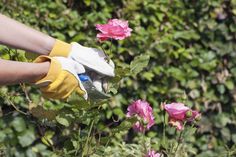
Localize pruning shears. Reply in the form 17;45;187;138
78;74;111;100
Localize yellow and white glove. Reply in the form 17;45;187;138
49;40;115;77
34;55;87;100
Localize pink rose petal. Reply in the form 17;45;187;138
164;103;190;120
95;19;132;41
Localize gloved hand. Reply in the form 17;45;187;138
34;55;87;100
49;40;115;77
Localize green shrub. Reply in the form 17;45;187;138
1;0;236;156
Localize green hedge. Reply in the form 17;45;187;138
1;0;236;156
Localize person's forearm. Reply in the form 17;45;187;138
0;13;55;55
0;59;50;85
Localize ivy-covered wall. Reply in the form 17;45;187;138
1;0;236;156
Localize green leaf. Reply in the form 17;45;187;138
217;84;225;94
41;131;55;146
72;140;80;149
26;148;37;157
0;131;6;142
232;134;236;143
220;128;231;142
56;115;70;127
84;0;91;6
115;66;130;77
112;117;137;133
167;67;185;81
215;114;231;128
32;144;48;152
189;89;200;99
225;80;234;90
18;129;35;147
130;54;150;76
11;117;26;132
174;30;200;40
199;60;217;71
184;127;197;137
113;108;125;118
143;72;155;81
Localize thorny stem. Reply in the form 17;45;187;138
162;110;166;144
109;39;113;55
140;117;148;155
6;95;27;115
0;80;27;115
6;49;33;108
12;49;32;104
99;39;113;63
174;131;183;155
174;122;187;156
104;135;111;148
20;83;32;104
93;117;120;149
82;120;94;157
75;128;81;156
142;131;148;155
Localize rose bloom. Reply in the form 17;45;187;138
164;102;200;131
126;100;155;132
95;19;132;41
145;150;161;157
164;103;189;120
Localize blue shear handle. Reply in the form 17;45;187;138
78;74;90;82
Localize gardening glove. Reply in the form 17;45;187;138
90;60;115;92
49;40;115;77
34;55;88;100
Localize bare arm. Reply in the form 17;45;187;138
0;59;50;85
0;13;55;55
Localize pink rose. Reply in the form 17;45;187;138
145;150;161;157
164;103;190;120
95;19;132;41
126;100;155;132
164;102;200;131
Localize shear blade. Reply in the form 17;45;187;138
82;81;110;100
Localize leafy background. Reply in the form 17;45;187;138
1;0;236;156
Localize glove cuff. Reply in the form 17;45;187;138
33;55;62;87
49;39;71;57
